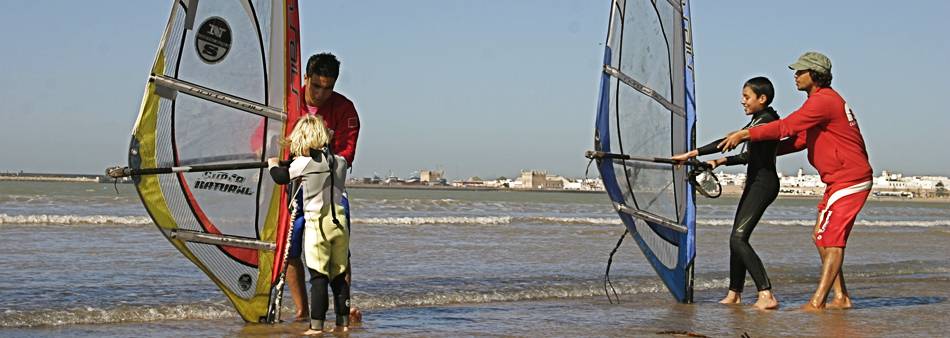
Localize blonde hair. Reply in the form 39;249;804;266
286;115;330;157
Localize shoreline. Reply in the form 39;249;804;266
0;175;99;183
347;183;950;203
1;176;946;203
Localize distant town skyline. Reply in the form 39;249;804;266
1;1;948;178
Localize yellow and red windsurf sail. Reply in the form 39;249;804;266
128;0;301;323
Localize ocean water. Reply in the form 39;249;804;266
0;181;948;337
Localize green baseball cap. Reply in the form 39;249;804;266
789;51;832;74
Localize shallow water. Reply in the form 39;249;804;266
1;181;948;336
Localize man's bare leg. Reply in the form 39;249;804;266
823;247;852;309
286;258;309;321
802;246;844;311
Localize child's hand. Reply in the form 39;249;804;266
266;157;279;167
705;159;721;170
670;149;698;165
670;153;691;164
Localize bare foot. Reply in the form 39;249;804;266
827;297;852;310
335;326;350;333
294;316;309;323
752;290;779;310
753;297;779;310
302;329;323;336
719;291;742;305
800;301;824;312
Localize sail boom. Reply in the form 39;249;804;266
150;74;286;121
586;150;676;164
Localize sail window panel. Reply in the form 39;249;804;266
173;95;264;165
187;242;259;299
177;1;267;105
250;0;274;63
615;86;678;221
655;0;678;67
255;118;283;234
173;95;266;239
617;0;673;103
162;4;188;77
671;109;688;220
634;218;679;269
607;6;623;70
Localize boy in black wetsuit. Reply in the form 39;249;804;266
672;77;780;310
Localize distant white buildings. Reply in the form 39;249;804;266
443;170;604;191
873;170;949;198
718;168;949;198
357;167;947;198
778;168;826;188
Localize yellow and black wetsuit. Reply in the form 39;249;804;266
270;148;350;329
697;107;780;293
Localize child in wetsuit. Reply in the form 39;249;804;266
671;77;781;310
267;115;350;333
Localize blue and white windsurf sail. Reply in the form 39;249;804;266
590;0;697;303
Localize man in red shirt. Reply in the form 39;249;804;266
299;53;360;166
285;53;361;322
719;52;873;311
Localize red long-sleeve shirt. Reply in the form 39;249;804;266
299;91;360;166
249;91;360;166
749;87;872;185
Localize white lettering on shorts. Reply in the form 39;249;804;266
816;210;834;241
816;181;872;240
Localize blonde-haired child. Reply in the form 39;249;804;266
268;115;350;334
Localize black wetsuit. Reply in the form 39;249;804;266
697;107;780;293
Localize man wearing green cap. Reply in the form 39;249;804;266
719;51;873;311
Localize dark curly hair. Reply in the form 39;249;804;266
808;69;833;88
306;53;340;79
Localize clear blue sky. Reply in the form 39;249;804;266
1;1;947;179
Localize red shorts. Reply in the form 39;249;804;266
815;180;872;247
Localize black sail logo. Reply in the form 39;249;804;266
195;17;231;64
194;171;253;196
